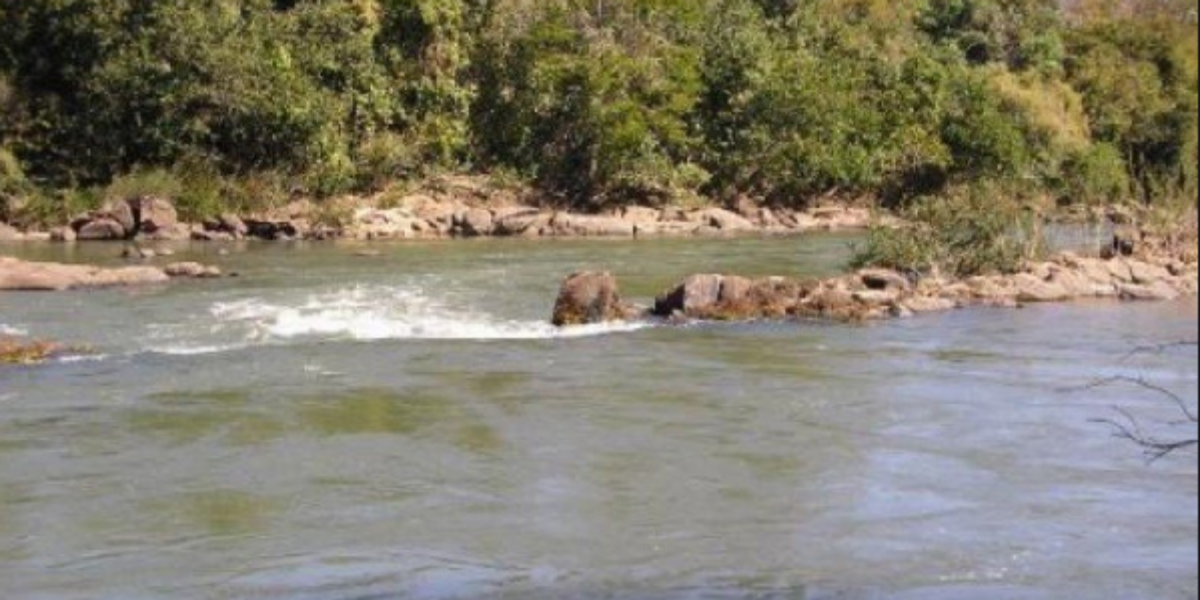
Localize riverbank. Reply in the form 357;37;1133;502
0;178;882;244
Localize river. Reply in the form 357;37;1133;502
1;236;1197;599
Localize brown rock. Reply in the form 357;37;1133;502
134;197;179;235
0;256;170;291
77;219;127;241
1119;281;1181;302
494;208;550;237
218;213;250;237
49;227;77;243
718;276;754;305
859;269;912;292
803;284;858;319
142;223;191;241
164;262;222;279
853;289;901;306
654;274;725;317
549;214;636;237
100;201;137;234
700;208;756;232
1014;273;1071;303
902;296;958;314
1128;260;1172;285
552;272;638;326
621;206;663;225
459;208;495;237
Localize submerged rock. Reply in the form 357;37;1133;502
0;337;62;365
164;262;223;279
0;256;223;291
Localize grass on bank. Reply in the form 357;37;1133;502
851;184;1048;278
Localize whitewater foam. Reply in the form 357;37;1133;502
1;324;28;337
147;284;647;355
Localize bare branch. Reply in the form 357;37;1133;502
1121;340;1199;364
1066;375;1198;423
1091;406;1199;463
1072;359;1198;462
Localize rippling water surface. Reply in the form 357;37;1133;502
1;236;1196;600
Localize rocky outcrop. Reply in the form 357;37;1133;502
559;251;1199;328
551;272;644;326
0;256;224;291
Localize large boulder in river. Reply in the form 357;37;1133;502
552;272;640;326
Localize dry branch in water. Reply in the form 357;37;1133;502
1076;341;1199;462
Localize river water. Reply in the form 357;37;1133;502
0;237;1196;600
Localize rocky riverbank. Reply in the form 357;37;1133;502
552;248;1200;327
1;180;879;244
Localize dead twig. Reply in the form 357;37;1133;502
1070;372;1199;463
1120;339;1198;364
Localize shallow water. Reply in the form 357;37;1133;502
1;237;1196;600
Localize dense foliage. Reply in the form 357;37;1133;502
0;0;1196;217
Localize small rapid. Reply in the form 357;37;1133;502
144;284;648;356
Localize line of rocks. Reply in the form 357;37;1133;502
0;256;223;291
0;193;877;244
341;201;876;241
552;253;1199;327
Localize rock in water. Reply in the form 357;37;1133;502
552;272;637;326
0;337;62;365
653;274;725;317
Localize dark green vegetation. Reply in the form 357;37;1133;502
1;0;1196;223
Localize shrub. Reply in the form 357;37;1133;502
173;159;226;222
0;147;28;221
853;184;1045;278
103;169;184;206
355;133;423;192
223;171;291;216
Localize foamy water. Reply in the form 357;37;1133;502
0;324;28;337
146;285;648;356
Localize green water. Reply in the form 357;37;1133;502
0;236;1196;599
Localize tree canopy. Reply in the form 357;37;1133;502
1;0;1196;214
